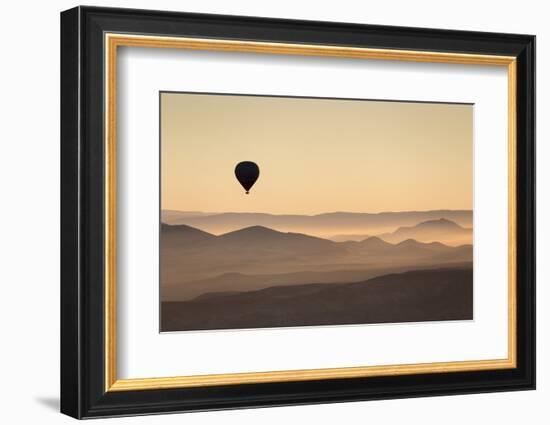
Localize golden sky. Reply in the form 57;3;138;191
161;92;472;214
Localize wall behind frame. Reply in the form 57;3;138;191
0;1;544;424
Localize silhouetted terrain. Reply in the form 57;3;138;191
160;218;474;332
161;267;473;331
162;261;473;302
161;224;472;300
161;210;473;237
378;218;472;246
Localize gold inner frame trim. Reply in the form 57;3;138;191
104;33;518;392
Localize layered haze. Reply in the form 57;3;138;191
160;216;473;331
161;209;473;245
160;213;473;302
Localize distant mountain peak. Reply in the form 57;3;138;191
413;218;463;229
387;218;466;239
395;238;450;249
358;236;392;247
220;225;283;237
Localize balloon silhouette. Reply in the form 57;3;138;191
234;161;260;194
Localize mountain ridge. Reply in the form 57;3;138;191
162;223;463;248
161;209;473;237
160;223;472;300
378;218;472;246
161;267;473;331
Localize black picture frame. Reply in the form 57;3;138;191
61;5;535;419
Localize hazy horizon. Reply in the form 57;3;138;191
161;209;473;246
161;207;473;216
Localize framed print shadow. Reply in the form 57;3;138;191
60;6;535;419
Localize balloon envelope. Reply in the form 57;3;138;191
234;161;260;194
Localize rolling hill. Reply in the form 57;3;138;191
161;267;473;331
215;225;342;255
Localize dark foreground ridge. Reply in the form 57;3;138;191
161;267;473;332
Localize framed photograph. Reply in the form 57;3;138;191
60;6;535;419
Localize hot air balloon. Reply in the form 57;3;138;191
234;161;260;194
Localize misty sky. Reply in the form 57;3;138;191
161;92;472;214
